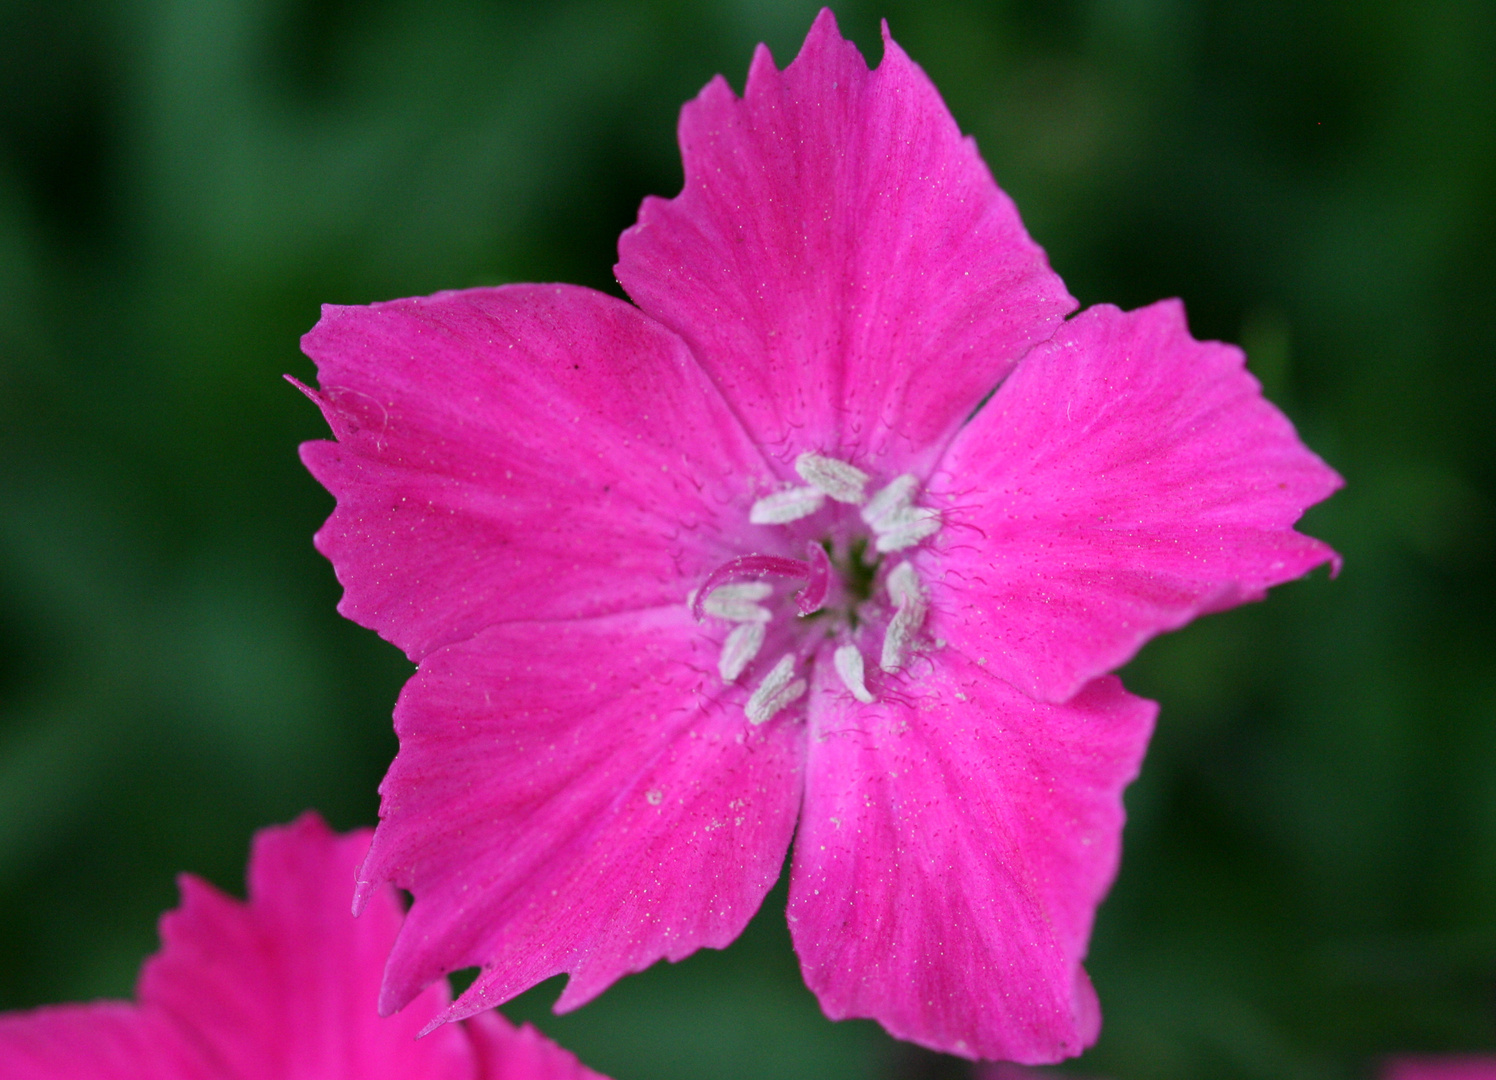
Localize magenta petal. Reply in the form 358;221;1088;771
1383;1058;1496;1080
300;284;768;662
0;815;484;1080
139;814;474;1080
616;10;1074;476
464;1013;609;1080
930;300;1343;703
358;607;803;1021
789;653;1156;1063
0;1004;208;1080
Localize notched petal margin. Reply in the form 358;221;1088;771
356;607;804;1026
930;298;1342;704
616;8;1075;478
791;656;1157;1063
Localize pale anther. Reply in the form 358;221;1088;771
874;508;941;552
881;563;928;673
886;561;920;606
833;643;875;703
702;582;773;623
861;474;918;531
754;676;807;725
710;581;773;601
750;486;825;525
795;452;869;504
881;598;928;673
719;622;766;682
746;654;806;725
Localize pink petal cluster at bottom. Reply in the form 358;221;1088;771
978;1065;1110;1080
1384;1058;1496;1080
0;814;605;1080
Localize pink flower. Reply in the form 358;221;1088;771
295;9;1340;1065
1384;1059;1496;1080
0;814;605;1080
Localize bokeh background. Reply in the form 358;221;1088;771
1;0;1493;1077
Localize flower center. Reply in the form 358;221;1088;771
691;452;941;725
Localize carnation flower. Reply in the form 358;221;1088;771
0;815;604;1080
296;9;1340;1064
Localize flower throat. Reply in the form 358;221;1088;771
690;452;941;725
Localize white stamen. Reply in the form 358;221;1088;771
862;474;941;551
881;599;928;673
710;581;773;601
702;582;773;623
756;677;807;724
861;474;919;530
881;563;928;673
874;507;941;552
750;486;826;524
885;561;921;606
746;654;806;724
795;452;870;504
833;643;875;703
719;622;766;682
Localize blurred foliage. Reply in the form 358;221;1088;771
0;0;1492;1078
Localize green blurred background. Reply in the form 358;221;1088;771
1;0;1492;1077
